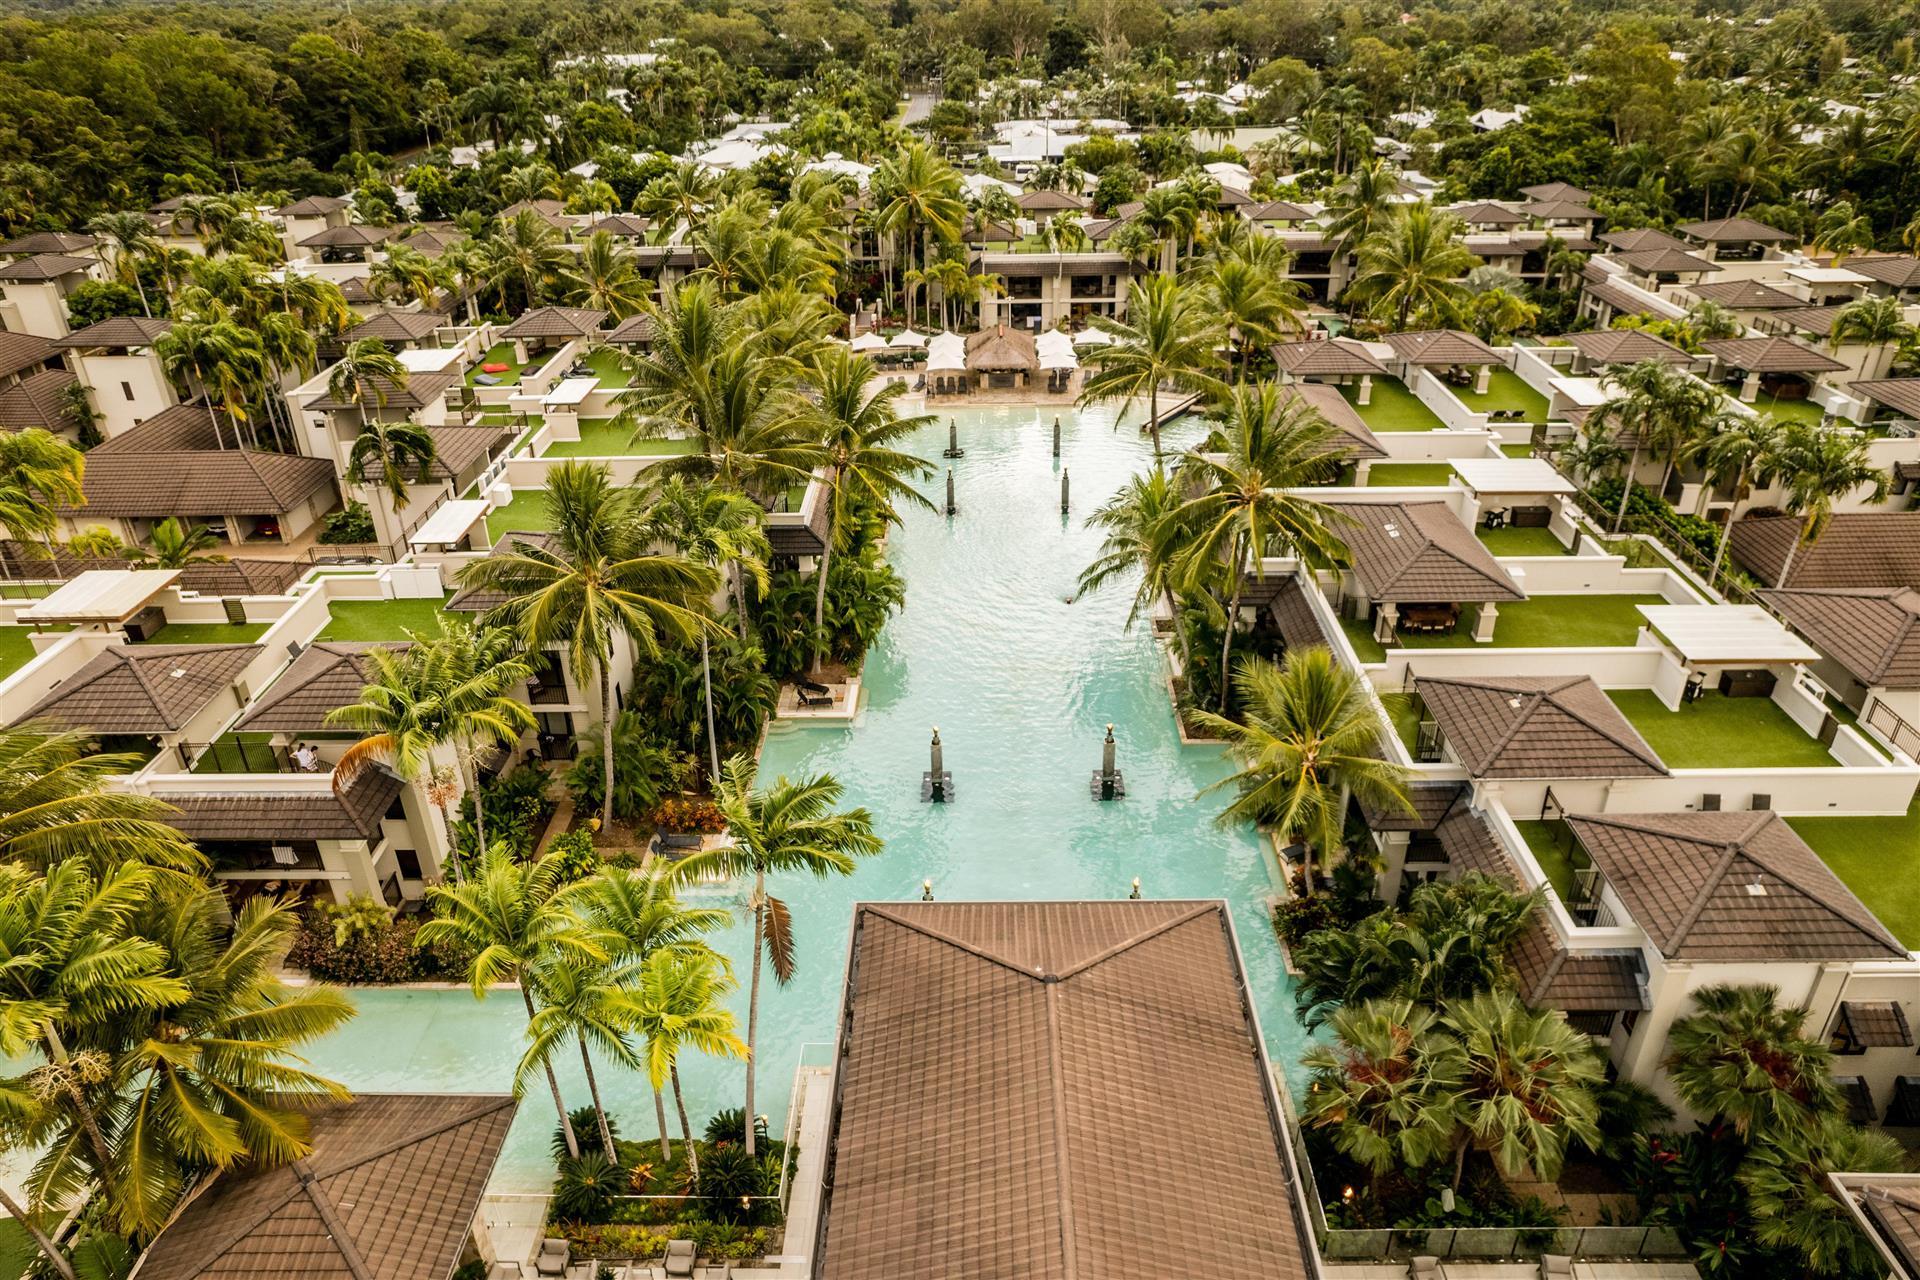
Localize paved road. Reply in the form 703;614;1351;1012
899;92;936;125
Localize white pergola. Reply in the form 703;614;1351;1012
18;569;182;627
1636;605;1820;665
407;499;490;550
1449;457;1578;497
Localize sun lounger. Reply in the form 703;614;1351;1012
662;1240;696;1279
796;684;836;708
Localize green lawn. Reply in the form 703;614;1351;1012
1384;593;1665;650
1338;378;1446;431
1790;797;1920;947
0;624;66;679
1479;525;1572;556
134;622;268;645
1608;689;1838;769
0;582;55;599
468;341;527;387
1457;366;1551;422
1367;462;1456;487
1747;392;1827;427
540;422;700;460
1513;819;1588;903
583;347;633;389
486;490;552;541
317;595;455;642
1501;442;1537;458
1341;614;1387;663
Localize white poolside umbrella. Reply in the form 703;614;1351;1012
890;327;928;348
849;331;889;352
1036;329;1079;371
926;331;967;372
1074;326;1115;346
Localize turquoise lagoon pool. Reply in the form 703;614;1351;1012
301;404;1310;1192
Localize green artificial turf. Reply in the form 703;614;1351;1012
1513;819;1588;903
486;490;553;540
134;622;269;645
1346;594;1663;651
1457;366;1551;422
1367;462;1456;487
1607;689;1838;769
0;625;66;679
1478;525;1573;556
317;595;455;642
1338;378;1446;431
1789;797;1920;947
467;341;527;386
540;423;700;459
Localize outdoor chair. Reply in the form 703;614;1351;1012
662;1239;697;1279
1541;1256;1574;1279
1409;1258;1441;1280
533;1239;569;1277
797;681;836;708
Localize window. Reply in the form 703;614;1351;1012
121;381;134;401
384;793;407;822
1565;1010;1616;1038
394;848;423;880
1621;1008;1640;1035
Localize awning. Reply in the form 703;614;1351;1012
890;328;927;348
1074;326;1115;346
1838;1000;1914;1048
542;376;598;408
849;332;888;352
1636;604;1820;664
408;499;490;547
17;569;182;624
1450;457;1576;496
926;331;966;372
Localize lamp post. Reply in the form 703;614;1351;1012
1052;415;1061;457
1060;467;1069;514
945;468;955;515
1090;722;1124;800
922;726;953;802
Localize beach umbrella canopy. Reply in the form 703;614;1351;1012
890;328;928;348
926;331;967;372
1074;326;1115;346
1036;329;1079;370
849;331;888;351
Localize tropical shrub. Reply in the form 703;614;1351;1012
454;764;555;855
318;501;377;544
704;1108;770;1147
1584;478;1720;565
553;1106;618;1162
546;828;602;880
553;1153;624;1222
566;710;696;820
650;798;727;834
695;1142;776;1223
286;903;461;983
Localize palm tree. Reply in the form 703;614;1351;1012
85;212;158;317
1322;158;1399;257
428;618;538;860
1588;360;1722;533
346;417;439;514
154;315;258;449
325;337;408;422
1665;984;1842;1141
1828;295;1912;380
0;724;202;875
454;462;716;828
637;476;769;777
520;955;641;1162
1770;422;1890;585
634;161;718;239
0;429;84;547
803;348;934;676
1302;998;1463;1198
627;948;747;1181
1698;415;1784;588
1442;989;1604;1190
566;230;649;319
1170;385;1352;707
569;865;730;968
673;754;880;1157
487;208;571;309
414;846;606;1159
871;144;966;316
1742;1111;1905;1278
1194;649;1412;890
28;889;354;1236
369;243;448;309
1135;186;1199;275
1078;275;1225;465
139;516;222;568
1349;204;1478;332
1077;469;1193;667
1199;254;1305;381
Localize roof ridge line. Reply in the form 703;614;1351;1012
1550;683;1667;773
1050;903;1220;981
1476;686;1545;774
860;906;1056;980
1664;837;1748;952
301;1095;519;1182
1043;983;1079;1280
294;1160;378;1280
118;647;178;729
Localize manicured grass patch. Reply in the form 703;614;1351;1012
1790;797;1920;947
317;595;455;642
1478;525;1572;556
583;347;633;389
1384;692;1422;755
1367;462;1456;487
1500;442;1536;458
0;625;65;679
486;490;552;540
1747;392;1827;426
1390;593;1665;650
1338;379;1445;431
135;622;268;645
1458;367;1550;421
1340;614;1387;663
541;422;700;459
0;582;54;599
467;341;526;387
1513;819;1587;903
1608;689;1838;769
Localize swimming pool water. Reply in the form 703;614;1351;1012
300;404;1311;1192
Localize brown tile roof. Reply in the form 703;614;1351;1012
153;769;406;843
1520;182;1592;202
500;200;572;229
0;330;58;380
1701;335;1847;373
1017;189;1090;211
274;194;351;217
1326;500;1526;603
307;366;461;413
52;315;173;349
1678;217;1794;243
1451;201;1527;226
1415;674;1668;779
1244;200;1314;222
604;314;656;344
1841;1175;1920;1278
1615;248;1722;275
397;227;463;258
177;559;306;598
1283;382;1386;461
1756;587;1920;689
962;218;1018;242
298;224;395;249
237;641;408;731
1564;329;1692;365
1434;806;1518;879
0;231;93;255
1359;778;1467;831
965;325;1037;372
0;253;94;282
767;482;831;556
1730;512;1920;590
344;311;444;344
1599;227;1693;253
1565;810;1906;961
424;424;515;482
135;1093;516;1280
1262;574;1333;652
446;531;561;613
1772;304;1849;335
0;368;77;430
1523;199;1602;221
336;276;379;305
1270;337;1389;377
1848;255;1920;289
1510;915;1647;1012
1851;378;1920;420
13;643;260;733
816;901;1316;1280
1581;275;1659;318
1685;278;1806;310
499;305;607;340
1838;1000;1913;1047
588;214;652;238
75;405;339;518
1383;329;1502;367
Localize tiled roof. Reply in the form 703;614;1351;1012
1838;1000;1913;1047
0;253;94;282
12;643;259;733
767;484;830;556
815;901;1315;1280
344;311;444;344
237;641;409;731
1684;278;1806;310
1451;201;1526;225
500;200;572;229
134;1093;516;1280
74;405;338;517
1772;304;1848;335
1566;810;1906;961
499;305;607;340
1729;512;1920;590
177;559;306;598
1433;807;1517;880
274;194;351;217
52;315;172;349
1615;248;1722;275
336;276;379;304
1383;329;1502;366
1282;382;1386;461
153;769;405;843
588;214;651;238
1520;182;1592;202
1582;275;1659;318
298;224;394;249
1326;500;1526;603
1598;227;1693;253
1756;587;1920;689
1244;201;1313;221
1677;216;1794;242
0;330;57;380
1841;1174;1920;1279
1563;329;1692;365
446;530;560;613
1510;916;1646;1012
1359;777;1467;831
307;366;461;413
424;423;515;482
1701;335;1846;373
1847;255;1920;289
398;227;463;258
604;314;656;344
0;368;77;430
964;326;1036;372
1270;337;1389;377
0;231;93;255
1416;674;1668;779
1017;189;1090;210
1851;378;1920;420
1262;574;1334;653
1522;199;1602;220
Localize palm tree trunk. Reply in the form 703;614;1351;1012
700;633;722;783
671;1062;700;1187
525;986;580;1160
598;658;616;829
811;493;835;678
1451;1133;1471;1191
653;1084;673;1162
435;797;464;886
731;567;751;641
1147;385;1162;467
464;747;488;864
0;1186;72;1280
43;1024;114;1185
1612;447;1642;533
577;1034;618;1161
744;873;765;1159
202;389;227;450
1216;539;1246;715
